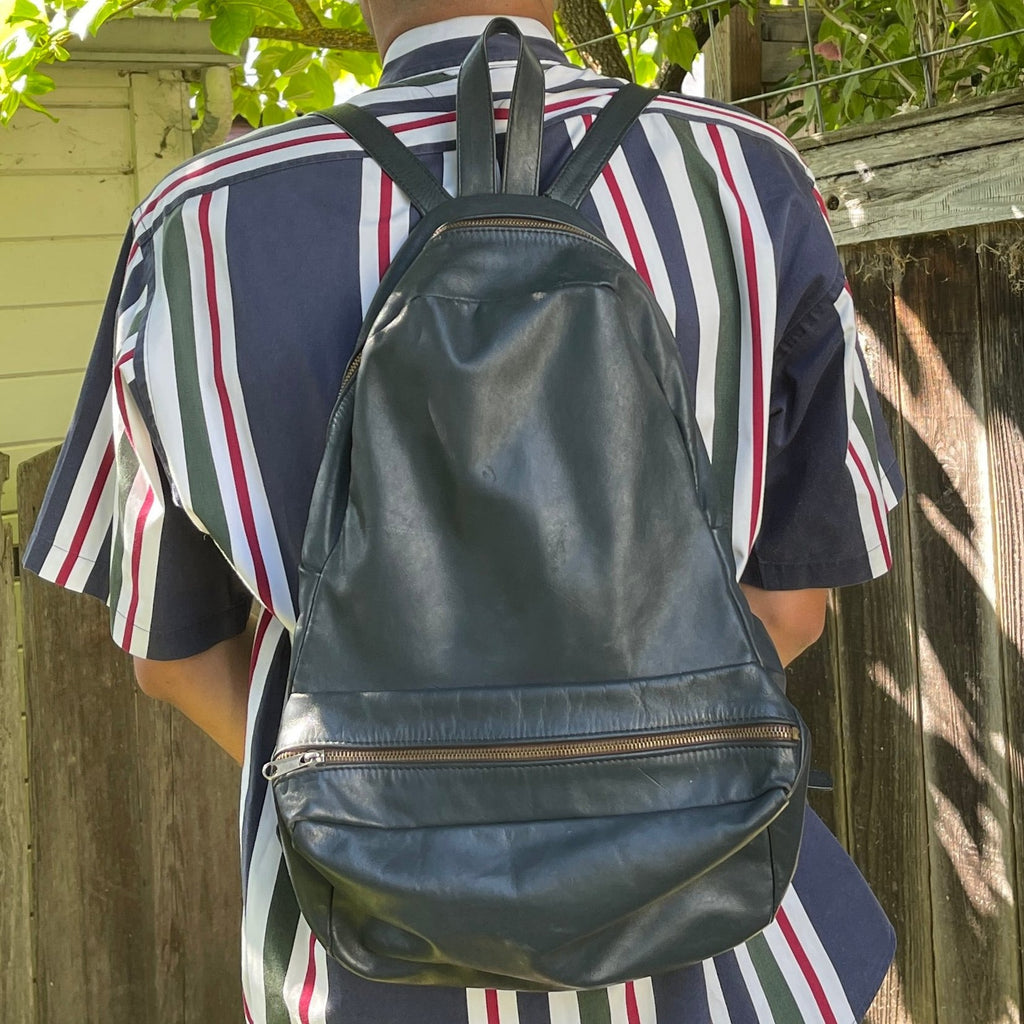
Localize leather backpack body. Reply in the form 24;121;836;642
263;19;810;991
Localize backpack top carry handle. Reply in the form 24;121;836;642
318;20;655;215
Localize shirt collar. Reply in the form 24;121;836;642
379;17;569;86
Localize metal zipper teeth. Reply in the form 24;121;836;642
340;351;362;391
432;216;613;251
264;723;800;779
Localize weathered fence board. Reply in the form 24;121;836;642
18;447;242;1024
976;222;1024;987
896;233;1021;1024
801;91;1024;247
0;452;34;1024
20;447;154;1021
787;607;846;840
837;254;935;1024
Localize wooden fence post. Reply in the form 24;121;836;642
18;447;242;1024
702;6;763;117
0;452;35;1024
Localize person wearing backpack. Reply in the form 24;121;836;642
24;1;903;1020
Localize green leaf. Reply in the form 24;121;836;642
9;0;42;20
261;100;293;125
281;61;335;109
661;21;698;70
318;0;366;29
18;88;56;117
632;52;657;85
258;44;311;78
209;3;257;54
303;60;335;108
326;47;380;83
23;68;53;93
233;83;262;127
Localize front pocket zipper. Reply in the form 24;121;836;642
262;723;800;780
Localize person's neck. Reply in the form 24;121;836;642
370;3;554;56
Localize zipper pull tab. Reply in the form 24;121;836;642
262;749;325;780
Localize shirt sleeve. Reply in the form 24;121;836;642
741;269;904;591
21;228;252;660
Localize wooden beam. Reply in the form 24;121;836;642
0;451;34;1024
896;231;1020;1024
834;249;935;1024
761;6;824;85
977;222;1024;1014
801;91;1024;245
66;17;239;69
703;6;763;116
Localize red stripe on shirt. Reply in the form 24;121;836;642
242;994;255;1024
485;989;501;1024
395;92;609;135
378;171;394;280
847;441;892;568
143;132;348;220
580;112;652;291
655;94;793;151
198;192;274;609
249;605;273;682
114;349;136;448
140;95;611;228
625;981;642;1024
776;906;840;1024
707;124;765;551
55;439;115;587
298;930;318;1024
121;485;155;651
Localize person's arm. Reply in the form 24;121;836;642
739;584;828;668
133;619;255;765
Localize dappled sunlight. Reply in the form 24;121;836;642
916;634;1008;803
865;962;912;1024
928;783;1014;925
869;660;918;724
845;252;1024;1020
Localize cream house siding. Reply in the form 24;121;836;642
0;66;193;551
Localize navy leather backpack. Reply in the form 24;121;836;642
263;19;810;991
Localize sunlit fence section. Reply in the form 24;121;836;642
786;222;1024;1024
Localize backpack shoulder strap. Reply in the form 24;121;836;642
317;102;452;215
545;83;656;208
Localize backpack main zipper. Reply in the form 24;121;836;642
263;723;800;780
337;217;613;394
432;216;613;251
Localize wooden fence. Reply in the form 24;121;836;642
1;449;242;1024
788;218;1024;1024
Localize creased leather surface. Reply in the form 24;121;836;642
276;212;809;989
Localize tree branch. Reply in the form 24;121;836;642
286;0;322;32
557;0;631;80
251;25;377;51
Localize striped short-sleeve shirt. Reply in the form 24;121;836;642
24;16;903;1024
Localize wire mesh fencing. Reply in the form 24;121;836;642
558;2;1024;134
